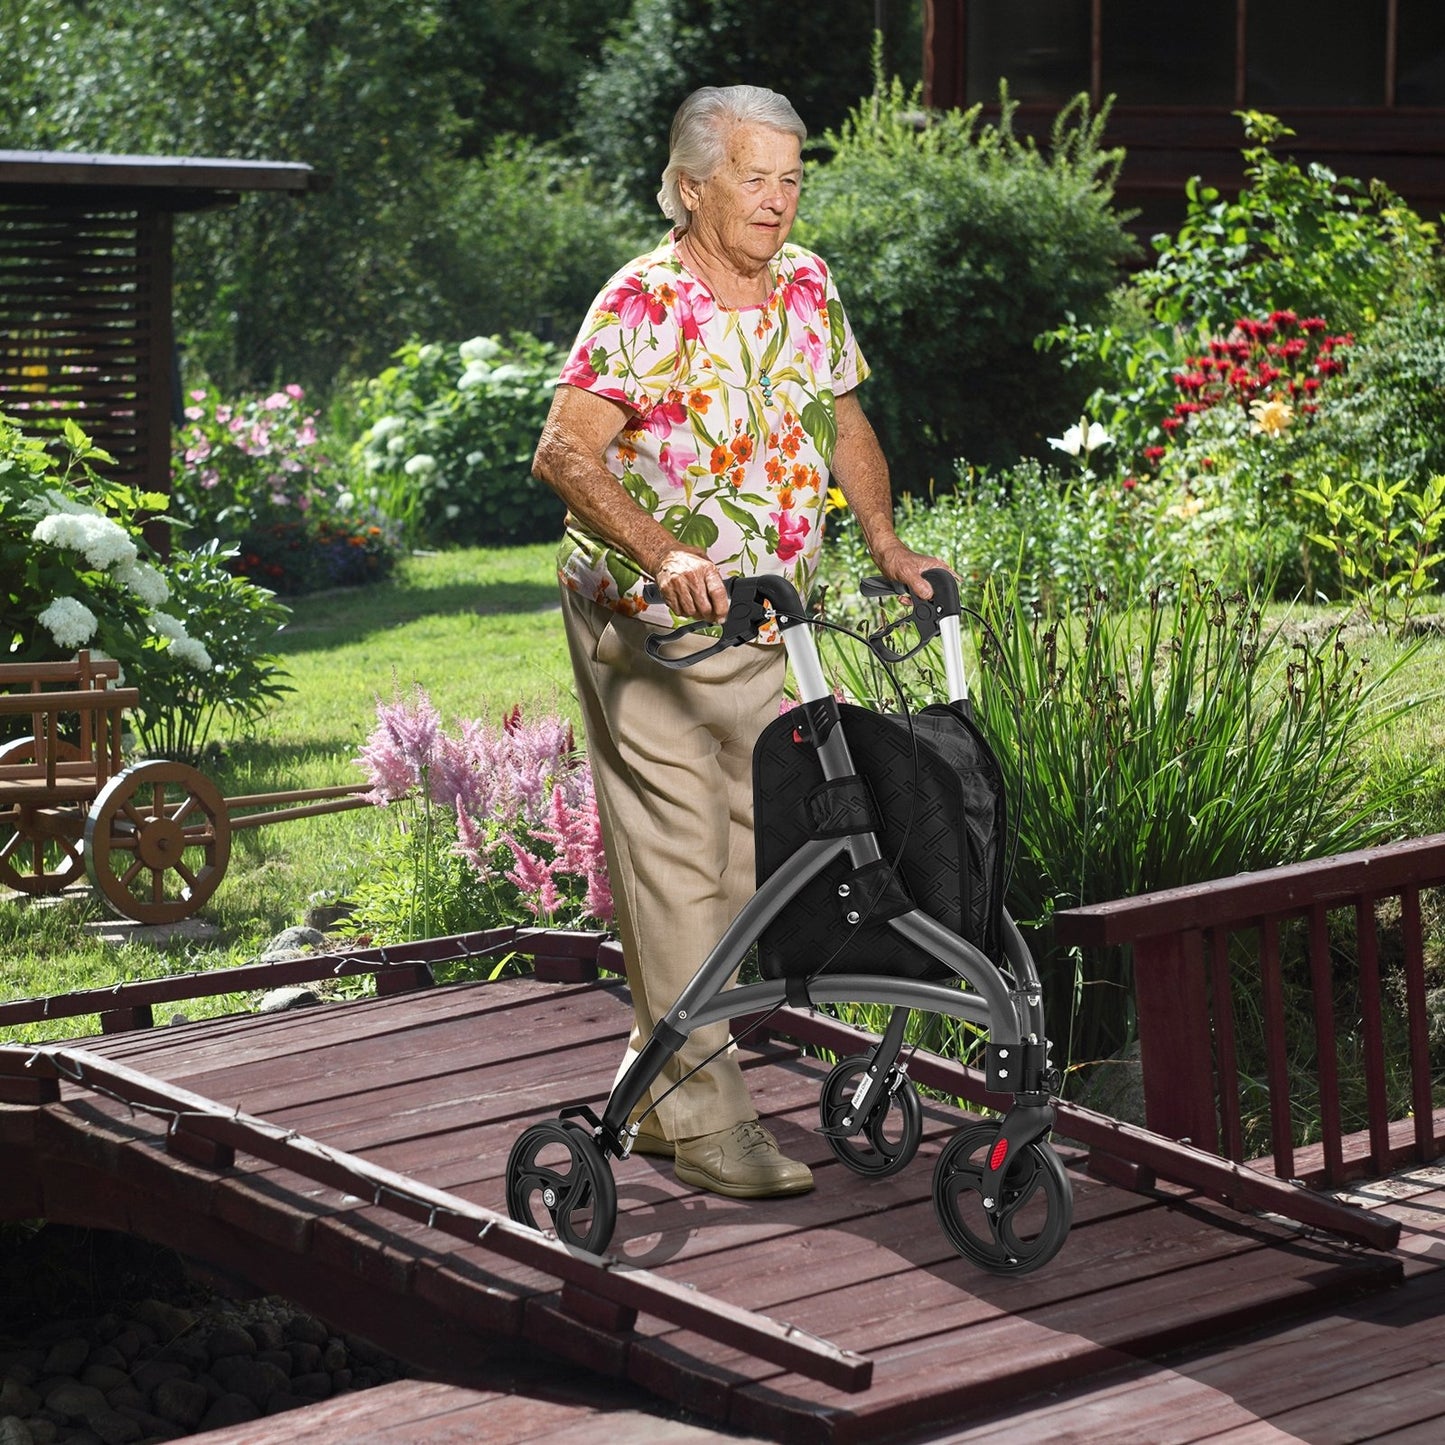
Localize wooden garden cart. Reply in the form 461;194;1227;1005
0;651;372;924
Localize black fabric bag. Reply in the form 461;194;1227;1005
752;701;1008;981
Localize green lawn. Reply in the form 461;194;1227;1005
1;545;577;1041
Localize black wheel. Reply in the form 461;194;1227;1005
506;1120;617;1254
818;1054;923;1178
931;1122;1072;1275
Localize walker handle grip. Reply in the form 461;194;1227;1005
861;568;961;663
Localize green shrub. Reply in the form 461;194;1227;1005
129;541;293;762
353;334;567;547
1138;112;1439;337
1;415;290;760
795;79;1138;486
172;383;403;595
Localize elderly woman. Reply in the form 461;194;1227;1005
533;84;945;1200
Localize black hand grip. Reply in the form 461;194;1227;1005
860;568;959;619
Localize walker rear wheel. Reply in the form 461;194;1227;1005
506;1120;617;1254
932;1122;1072;1274
818;1054;923;1178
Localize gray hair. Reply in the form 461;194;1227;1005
657;85;807;230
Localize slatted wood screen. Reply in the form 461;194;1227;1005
0;203;173;495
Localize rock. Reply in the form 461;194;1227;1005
0;1415;35;1445
255;986;323;1014
127;1361;189;1399
40;1380;107;1423
81;1350;123;1374
83;1407;140;1445
38;1343;89;1380
107;1330;146;1363
283;1315;328;1347
320;1339;347;1373
127;1303;194;1343
99;1388;141;1415
263;1391;306;1416
202;1326;255;1362
149;1378;206;1431
207;1357;289;1411
197;1393;259;1431
289;1372;332;1401
246;1321;285;1354
304;895;357;932
0;1383;38;1417
284;1342;321;1375
260;925;326;959
76;1370;126;1398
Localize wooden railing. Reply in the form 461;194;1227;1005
1053;835;1445;1191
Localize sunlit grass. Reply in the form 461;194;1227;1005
1;545;575;1041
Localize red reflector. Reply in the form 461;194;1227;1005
989;1139;1009;1172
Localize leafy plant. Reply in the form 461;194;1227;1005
1298;470;1445;628
353;334;567;547
128;541;293;762
173;383;402;594
1138;111;1439;337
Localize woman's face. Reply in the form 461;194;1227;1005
683;122;802;270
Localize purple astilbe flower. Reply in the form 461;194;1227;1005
356;684;444;803
500;832;562;919
498;711;579;823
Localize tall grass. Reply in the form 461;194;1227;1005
970;576;1423;1074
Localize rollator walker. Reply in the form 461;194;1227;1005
506;569;1072;1275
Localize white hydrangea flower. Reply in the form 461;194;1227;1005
404;453;437;476
459;336;501;364
33;509;139;571
149;611;189;642
88;647;126;686
115;559;170;608
368;415;406;441
38;596;98;650
168;636;213;671
457;363;492;391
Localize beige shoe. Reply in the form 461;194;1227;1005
627;1112;674;1158
673;1120;814;1199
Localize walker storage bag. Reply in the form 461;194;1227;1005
752;700;1007;981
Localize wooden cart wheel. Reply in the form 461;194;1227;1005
84;760;231;924
0;737;86;895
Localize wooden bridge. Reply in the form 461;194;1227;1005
2;909;1444;1444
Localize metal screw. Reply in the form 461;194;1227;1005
542;1187;557;1208
838;883;852;897
845;910;861;925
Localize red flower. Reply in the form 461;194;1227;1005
771;509;811;563
600;274;667;329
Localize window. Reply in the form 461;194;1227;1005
1397;0;1445;107
1246;0;1388;108
964;0;1091;104
1101;2;1235;107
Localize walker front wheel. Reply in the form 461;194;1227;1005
931;1122;1072;1274
506;1120;617;1254
818;1054;923;1178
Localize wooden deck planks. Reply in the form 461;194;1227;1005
7;974;1429;1444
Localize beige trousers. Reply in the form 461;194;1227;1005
560;585;787;1141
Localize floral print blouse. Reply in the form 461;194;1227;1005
553;231;868;627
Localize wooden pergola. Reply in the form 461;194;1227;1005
0;151;323;504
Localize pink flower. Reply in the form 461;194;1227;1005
189;388;207;402
639;392;688;439
771;509;811;563
674;279;715;341
600;275;667;329
781;265;826;322
658;441;697;487
285;383;305;399
262;391;291;411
